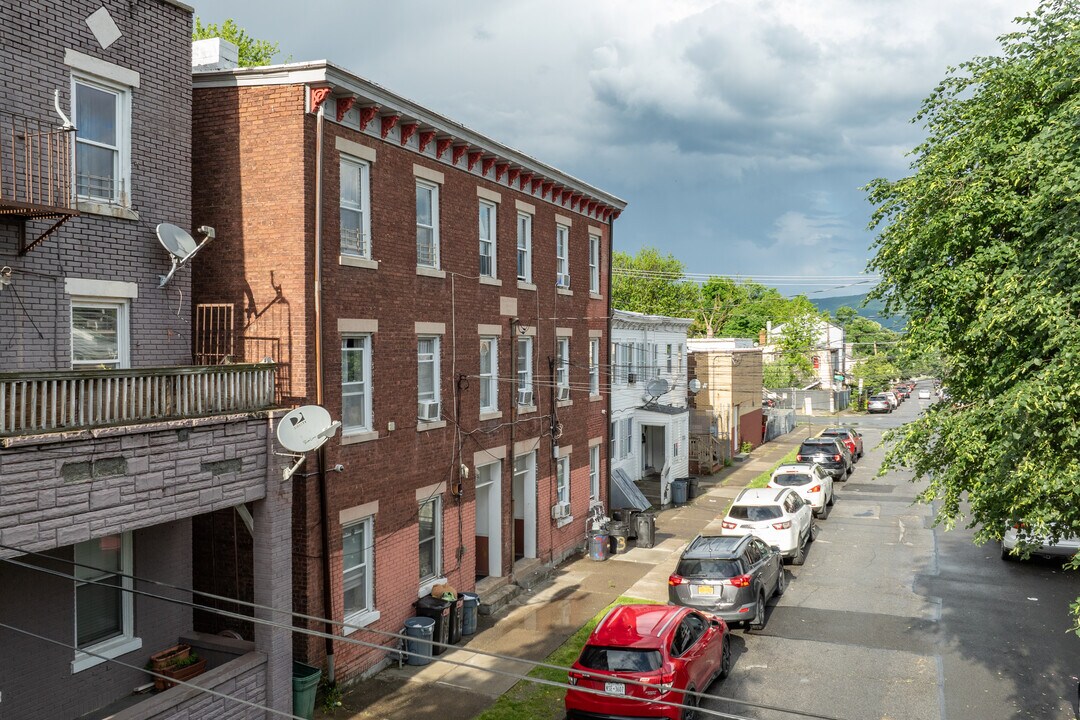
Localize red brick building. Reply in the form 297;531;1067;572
191;52;625;680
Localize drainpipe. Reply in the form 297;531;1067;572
508;317;518;575
313;100;336;684
605;214;614;512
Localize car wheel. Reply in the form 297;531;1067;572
681;687;699;720
827;490;835;506
815;504;829;520
717;634;732;680
1000;542;1016;561
775;566;787;597
791;534;806;566
846;464;854;476
749;590;767;630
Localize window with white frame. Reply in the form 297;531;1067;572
626;342;636;382
416;180;440;268
589;338;600;396
517;212;532;282
556;338;570;397
589;234;600;293
343;517;375;624
71;300;129;369
622;418;633;459
589;445;601;501
74;533;137;671
610;420;618;459
480;336;498;413
479;200;496;278
74;77;130;204
652;343;660;378
342;335;372;433
417;337;440;420
555;224;570;287
517;336;533;406
340;157;371;259
418;496;442;582
556;455;570;506
666;344;673;374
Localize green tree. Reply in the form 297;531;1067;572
850;354;900;395
612;248;700;319
865;0;1080;630
193;18;282;67
774;313;819;383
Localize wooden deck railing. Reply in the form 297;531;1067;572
0;364;276;438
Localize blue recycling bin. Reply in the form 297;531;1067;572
671;479;689;505
404;616;435;666
460;592;480;636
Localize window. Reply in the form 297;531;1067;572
517;336;533;406
418;496;442;582
626;342;636;382
417;337;440;419
556;338;570;397
74;533;137;672
343;517;374;624
589;445;600;501
479;200;497;278
342;335;372;432
516;212;532;282
622;418;633;459
74;78;129;204
589;339;600;396
555;224;570;287
649;343;659;378
480;336;498;412
589;234;600;293
556;455;570;506
71;300;128;369
340;158;371;259
610;420;617;459
416;181;440;268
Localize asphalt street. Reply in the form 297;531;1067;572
701;384;1080;720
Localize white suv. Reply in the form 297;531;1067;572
767;463;834;519
720;488;815;565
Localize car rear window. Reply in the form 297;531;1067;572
772;473;811;486
728;505;782;521
676;558;743;578
821;429;847;438
870;395;887;401
578;646;663;672
799;443;835;455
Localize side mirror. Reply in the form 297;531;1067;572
770;545;781;553
710;617;722;628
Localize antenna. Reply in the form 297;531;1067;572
275;405;342;481
644;378;670;403
157;223;216;288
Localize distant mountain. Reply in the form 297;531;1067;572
810;293;907;332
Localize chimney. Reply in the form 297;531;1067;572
758;329;767;346
192;37;239;71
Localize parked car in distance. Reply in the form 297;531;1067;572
1000;523;1080;561
895;386;911;400
565;604;730;720
668;534;785;630
818;427;863;461
918;389;931;400
867;394;892;413
768;463;834;518
796;437;851;479
883;390;900;408
720;487;814;565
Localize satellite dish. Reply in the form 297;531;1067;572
157;223;216;288
644;378;670;401
688;378;702;394
276;405;341;453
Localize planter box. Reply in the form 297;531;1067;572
158;657;207;691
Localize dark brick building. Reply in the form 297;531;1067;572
192;53;625;680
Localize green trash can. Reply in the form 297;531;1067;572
292;661;321;720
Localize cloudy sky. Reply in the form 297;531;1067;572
196;0;1037;297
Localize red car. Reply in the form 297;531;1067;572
565;604;730;720
818;427;863;461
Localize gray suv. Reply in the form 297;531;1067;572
668;534;785;630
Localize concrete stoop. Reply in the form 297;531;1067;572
513;558;556;591
477;582;521;616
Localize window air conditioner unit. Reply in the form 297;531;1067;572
551;501;571;520
518;389;534;407
556;273;570;288
417;400;441;422
627;372;637;384
557;386;570;402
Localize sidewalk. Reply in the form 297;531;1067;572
324;434;803;720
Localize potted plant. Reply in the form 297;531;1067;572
148;644;207;691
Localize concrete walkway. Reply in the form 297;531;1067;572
323;434;804;720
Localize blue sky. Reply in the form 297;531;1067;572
195;0;1038;297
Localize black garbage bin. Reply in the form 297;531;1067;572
634;512;656;549
415;596;451;655
447;594;464;644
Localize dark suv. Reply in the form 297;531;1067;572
668;534;785;630
796;437;851;479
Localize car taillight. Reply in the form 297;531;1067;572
568;670;581;686
660;670;675;693
796;454;804;461
668;574;685;586
728;574;751;588
833;454;841;461
721;520;736;529
809;485;821;493
772;520;792;530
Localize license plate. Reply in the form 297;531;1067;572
694;585;715;596
741;524;754;528
604;682;625;695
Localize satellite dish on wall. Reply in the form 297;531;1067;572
156;223;216;288
688;378;702;394
644;378;670;402
276;405;341;453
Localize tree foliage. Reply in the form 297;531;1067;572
865;0;1080;629
193;18;282;67
611;248;700;320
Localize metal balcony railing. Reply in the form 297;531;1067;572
0;363;276;438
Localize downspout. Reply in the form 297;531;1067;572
313;100;336;684
508;317;518;575
605;214;614;512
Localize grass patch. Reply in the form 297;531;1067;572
473;596;659;720
745;448;799;489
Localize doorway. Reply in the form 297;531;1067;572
512;452;537;561
475;461;503;579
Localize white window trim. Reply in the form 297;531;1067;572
556;338;570;394
72;533;140;673
556;455;571;506
589;444;601;501
70;297;130;370
418;335;441;411
416;180;441;269
589;338;600;397
340;156;372;261
517;336;533;406
71;73;132;210
342;334;373;435
480;336;499;413
516;212;532;283
589;234;601;294
556;224;570;279
418;495;443;584
479;200;497;279
343;516;380;633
